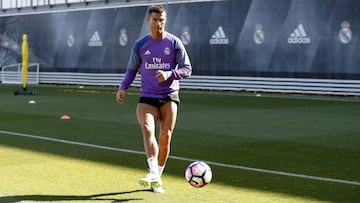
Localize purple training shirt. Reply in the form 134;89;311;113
119;32;192;98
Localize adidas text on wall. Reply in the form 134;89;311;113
89;31;103;47
209;26;229;45
287;24;310;44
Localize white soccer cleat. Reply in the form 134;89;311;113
138;172;162;188
151;184;165;194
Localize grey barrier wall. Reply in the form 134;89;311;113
0;0;359;79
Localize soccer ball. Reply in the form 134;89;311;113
185;161;212;188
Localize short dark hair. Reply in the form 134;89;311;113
148;4;166;15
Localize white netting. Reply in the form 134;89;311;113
1;63;39;84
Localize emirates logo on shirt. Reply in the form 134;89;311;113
145;57;171;69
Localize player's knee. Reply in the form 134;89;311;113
160;130;172;142
142;123;154;136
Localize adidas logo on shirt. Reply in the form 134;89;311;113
209;26;229;45
288;24;310;44
144;50;151;55
88;31;103;47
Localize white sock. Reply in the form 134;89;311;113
147;157;159;174
158;165;165;176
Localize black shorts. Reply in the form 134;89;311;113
139;95;180;108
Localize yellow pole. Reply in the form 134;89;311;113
22;34;29;90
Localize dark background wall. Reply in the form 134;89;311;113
0;0;359;79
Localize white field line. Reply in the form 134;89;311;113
1;130;359;186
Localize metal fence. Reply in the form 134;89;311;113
1;0;101;9
34;72;360;96
0;0;219;16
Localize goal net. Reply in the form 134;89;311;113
1;63;40;85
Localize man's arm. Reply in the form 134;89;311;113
172;38;192;80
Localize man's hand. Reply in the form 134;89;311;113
116;90;126;104
156;70;171;82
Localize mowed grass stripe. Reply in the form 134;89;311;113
1;130;359;187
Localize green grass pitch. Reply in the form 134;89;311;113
0;84;359;202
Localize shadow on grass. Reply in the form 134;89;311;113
1;85;360;203
0;189;150;202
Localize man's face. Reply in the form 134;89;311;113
148;11;166;34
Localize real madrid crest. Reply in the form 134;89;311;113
338;21;352;44
181;26;191;45
67;32;74;47
253;23;265;45
119;28;128;47
164;47;170;55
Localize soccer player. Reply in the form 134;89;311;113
116;4;192;193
